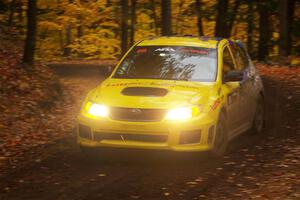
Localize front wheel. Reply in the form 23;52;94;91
210;113;228;157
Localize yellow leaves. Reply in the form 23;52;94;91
34;0;121;60
291;57;300;66
273;32;280;40
100;21;120;28
38;21;62;31
56;16;77;25
136;29;155;42
69;31;120;59
36;38;61;60
137;12;154;25
203;20;216;37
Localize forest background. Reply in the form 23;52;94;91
0;0;299;65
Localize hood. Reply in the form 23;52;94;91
90;78;216;109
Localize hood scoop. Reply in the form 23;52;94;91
121;87;168;97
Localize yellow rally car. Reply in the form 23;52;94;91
77;36;264;156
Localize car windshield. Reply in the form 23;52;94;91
113;46;217;82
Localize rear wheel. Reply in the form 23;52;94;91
251;96;265;134
210;113;228;157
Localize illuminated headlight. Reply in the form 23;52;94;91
87;103;109;117
165;106;200;121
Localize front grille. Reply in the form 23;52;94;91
110;107;166;122
94;132;168;143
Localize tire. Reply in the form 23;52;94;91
251;95;265;134
210;113;228;157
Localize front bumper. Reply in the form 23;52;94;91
77;114;216;152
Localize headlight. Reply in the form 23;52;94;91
165;106;200;121
86;103;109;117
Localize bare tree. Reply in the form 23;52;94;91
161;0;172;36
22;0;37;65
63;23;72;57
279;0;295;57
224;0;241;38
195;0;204;36
130;0;136;46
150;0;159;35
121;0;129;55
7;0;16;31
215;0;228;37
215;0;241;38
258;0;269;61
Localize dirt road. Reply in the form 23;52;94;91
0;67;299;200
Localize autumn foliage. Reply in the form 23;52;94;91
0;0;299;61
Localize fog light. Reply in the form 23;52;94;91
180;130;201;144
78;124;92;139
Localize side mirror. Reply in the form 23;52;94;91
223;71;243;83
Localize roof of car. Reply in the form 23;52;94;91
138;36;228;48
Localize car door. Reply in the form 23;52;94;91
221;45;241;133
232;43;256;125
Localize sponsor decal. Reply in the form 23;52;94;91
107;82;143;87
106;82;198;90
137;48;147;53
181;48;209;55
154;47;175;52
211;98;221;110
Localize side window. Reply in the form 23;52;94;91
232;44;249;71
223;46;235;75
237;45;249;69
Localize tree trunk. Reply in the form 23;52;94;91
279;0;289;57
121;0;129;55
215;0;228;37
247;0;254;56
161;0;172;36
150;0;159;35
287;0;295;55
77;24;83;38
22;0;37;65
59;30;64;52
195;0;204;36
279;0;295;57
7;0;16;31
77;18;84;57
175;0;184;34
17;0;24;35
224;0;241;38
130;0;136;46
258;1;269;61
63;23;72;57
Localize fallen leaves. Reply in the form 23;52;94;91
97;173;107;177
0;44;75;173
